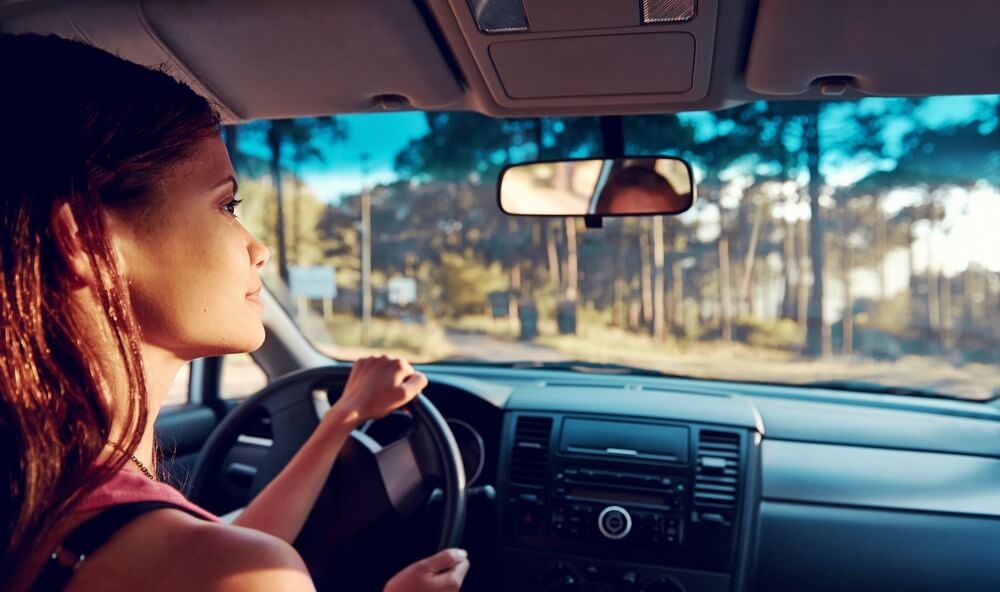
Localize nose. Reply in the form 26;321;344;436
249;235;270;270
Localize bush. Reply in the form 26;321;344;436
733;317;805;351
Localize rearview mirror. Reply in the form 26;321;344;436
498;157;694;219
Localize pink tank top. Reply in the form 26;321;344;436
74;469;221;522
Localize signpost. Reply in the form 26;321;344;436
289;265;337;322
388;277;418;307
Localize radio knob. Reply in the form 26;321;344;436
597;505;632;540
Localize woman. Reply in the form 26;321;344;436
593;163;687;215
0;33;469;591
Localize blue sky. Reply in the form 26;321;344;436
240;95;995;204
299;112;428;202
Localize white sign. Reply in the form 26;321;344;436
388;277;417;306
289;266;337;299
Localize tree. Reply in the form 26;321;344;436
239;117;347;285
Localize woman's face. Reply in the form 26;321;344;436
108;135;270;360
604;186;684;214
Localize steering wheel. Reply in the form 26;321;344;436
186;365;467;591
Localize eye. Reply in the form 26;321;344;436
222;197;243;218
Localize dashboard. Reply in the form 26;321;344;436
418;366;1000;592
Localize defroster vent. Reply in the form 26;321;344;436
693;430;741;510
509;416;553;487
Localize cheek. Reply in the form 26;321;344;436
123;218;245;333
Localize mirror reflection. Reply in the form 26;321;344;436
499;157;694;217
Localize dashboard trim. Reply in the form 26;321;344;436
762;439;1000;517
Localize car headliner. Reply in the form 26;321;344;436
2;0;998;123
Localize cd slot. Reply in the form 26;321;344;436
566;487;668;508
556;468;687;512
563;468;677;490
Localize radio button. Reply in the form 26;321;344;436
597;506;632;540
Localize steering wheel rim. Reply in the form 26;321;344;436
186;365;466;573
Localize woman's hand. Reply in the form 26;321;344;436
385;549;470;592
330;355;429;424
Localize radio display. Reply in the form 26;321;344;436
569;487;666;506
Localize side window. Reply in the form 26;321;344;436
220;353;269;400
164;363;191;407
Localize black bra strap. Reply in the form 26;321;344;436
30;501;199;592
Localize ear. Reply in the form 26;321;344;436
50;200;98;288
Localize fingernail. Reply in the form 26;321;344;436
452;548;468;560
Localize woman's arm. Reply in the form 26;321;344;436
232;356;428;543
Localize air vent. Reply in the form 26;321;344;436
509;416;553;487
693;430;741;510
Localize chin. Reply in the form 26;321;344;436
229;327;267;354
190;326;266;358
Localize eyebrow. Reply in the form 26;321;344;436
214;175;239;195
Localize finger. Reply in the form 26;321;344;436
390;358;414;384
418;548;467;574
429;558;470;590
402;371;429;392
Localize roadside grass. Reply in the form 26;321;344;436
536;325;998;400
442;315;520;339
315;313;454;362
309;313;998;401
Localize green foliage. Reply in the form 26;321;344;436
438;251;509;318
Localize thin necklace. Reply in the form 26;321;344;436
130;454;157;481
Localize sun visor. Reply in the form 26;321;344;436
3;0;464;121
745;0;1000;96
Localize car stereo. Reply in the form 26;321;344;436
499;415;747;591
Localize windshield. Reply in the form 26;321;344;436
231;97;1000;401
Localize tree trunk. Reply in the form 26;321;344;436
509;263;521;333
267;124;289;284
875;199;888;302
652;216;666;340
719;233;733;343
940;274;951;352
291;175;302;262
639;223;653;329
842;238;854;355
797;217;810;329
740;198;765;313
927;227;940;349
614;275;626;328
781;217;798;319
267;122;288;285
804;108;827;357
564;217;578;302
546;220;561;290
672;259;684;336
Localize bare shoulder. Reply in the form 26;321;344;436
68;509;315;592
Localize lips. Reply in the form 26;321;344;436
246;284;263;304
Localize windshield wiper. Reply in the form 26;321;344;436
802;379;960;400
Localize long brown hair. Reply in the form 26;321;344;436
0;33;220;581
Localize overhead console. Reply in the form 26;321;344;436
496;384;762;592
435;0;721;114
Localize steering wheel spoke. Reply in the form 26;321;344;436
374;433;429;518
